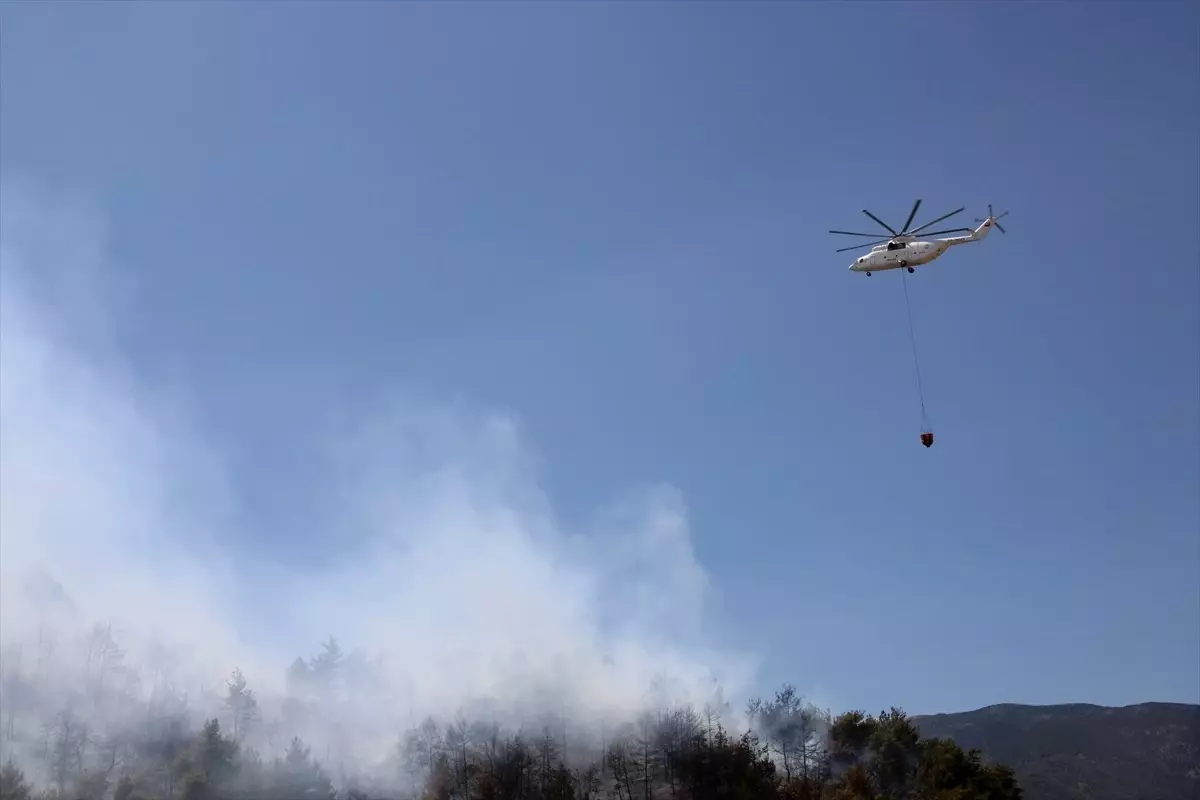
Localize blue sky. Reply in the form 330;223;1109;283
2;1;1197;717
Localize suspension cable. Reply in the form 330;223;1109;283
900;270;929;427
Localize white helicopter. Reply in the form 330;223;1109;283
832;200;1009;276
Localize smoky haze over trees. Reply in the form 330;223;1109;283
0;624;1021;799
0;193;1025;799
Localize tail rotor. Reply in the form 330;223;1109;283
975;203;1010;234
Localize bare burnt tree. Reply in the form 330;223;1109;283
747;683;824;783
444;711;474;800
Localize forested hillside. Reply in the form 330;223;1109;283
915;702;1200;800
0;625;1021;800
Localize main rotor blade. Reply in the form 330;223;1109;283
900;199;922;234
830;230;888;238
861;209;898;236
919;227;971;237
908;207;965;235
995;222;1007;233
837;239;888;253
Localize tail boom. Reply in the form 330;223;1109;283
940;218;993;246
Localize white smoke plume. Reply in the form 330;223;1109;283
0;183;758;786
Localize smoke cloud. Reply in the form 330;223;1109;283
0;183;758;785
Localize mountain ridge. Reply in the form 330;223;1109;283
914;701;1200;800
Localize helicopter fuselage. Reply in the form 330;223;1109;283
848;217;994;275
848;239;947;274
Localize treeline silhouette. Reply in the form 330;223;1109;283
0;628;1022;800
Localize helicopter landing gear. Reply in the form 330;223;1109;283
907;266;914;273
865;271;872;277
900;260;910;270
